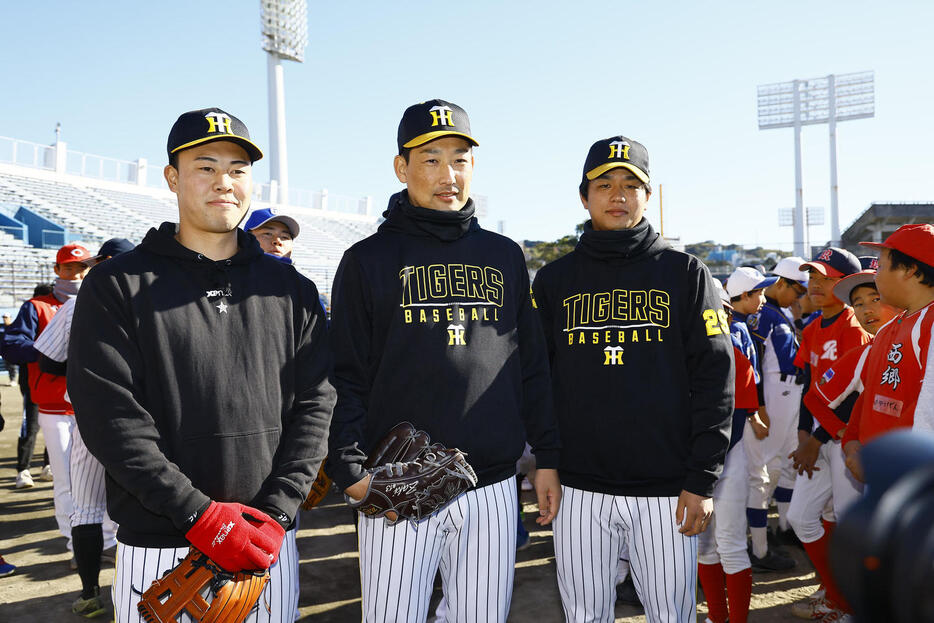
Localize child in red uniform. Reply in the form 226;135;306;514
787;247;870;621
697;281;754;623
804;258;902;441
843;224;934;480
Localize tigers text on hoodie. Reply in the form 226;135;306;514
67;223;335;547
532;219;734;498
327;192;560;490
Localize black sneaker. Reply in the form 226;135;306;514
773;526;803;549
616;576;643;610
766;528;791;555
749;546;796;572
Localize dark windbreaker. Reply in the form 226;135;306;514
67;222;335;547
532;219;734;497
327;191;560;490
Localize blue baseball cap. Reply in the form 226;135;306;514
243;208;300;239
800;247;861;278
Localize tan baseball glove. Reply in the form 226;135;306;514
137;547;268;623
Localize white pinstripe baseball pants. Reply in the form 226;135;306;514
69;421;118;546
554;486;697;623
111;530;300;622
358;476;517;623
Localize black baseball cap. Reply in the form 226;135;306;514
582;136;650;186
799;247;862;278
397;99;478;153
167;108;263;163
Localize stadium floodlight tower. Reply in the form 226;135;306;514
261;0;308;206
757;71;874;254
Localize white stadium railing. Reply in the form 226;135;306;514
0;136;55;171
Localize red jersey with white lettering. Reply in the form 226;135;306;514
850;301;934;443
804;343;871;439
794;307;871;399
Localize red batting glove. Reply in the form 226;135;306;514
185;501;286;572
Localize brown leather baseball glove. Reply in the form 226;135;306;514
137;548;268;623
300;460;334;511
349;422;478;523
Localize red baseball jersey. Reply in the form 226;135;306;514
850;301;934;443
794;307;871;397
734;345;758;411
805;343;872;439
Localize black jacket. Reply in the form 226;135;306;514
327;192;560;490
68;223;335;547
532;220;733;497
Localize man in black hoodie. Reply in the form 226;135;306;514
67;108;335;623
327;99;561;622
533;136;734;623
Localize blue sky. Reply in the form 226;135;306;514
3;1;932;249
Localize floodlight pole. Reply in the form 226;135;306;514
267;54;288;205
261;0;307;207
792;80;806;257
757;71;873;256
827;74;840;246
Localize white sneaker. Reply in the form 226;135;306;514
15;470;34;489
39;465;53;481
809;586;826;602
791;596;836;619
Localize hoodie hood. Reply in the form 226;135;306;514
576;218;668;263
138;222;265;299
139;222;263;265
378;191;479;242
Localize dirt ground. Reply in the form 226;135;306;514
0;382;819;621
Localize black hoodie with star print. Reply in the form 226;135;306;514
68;222;335;547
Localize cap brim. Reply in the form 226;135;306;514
249;215;300;239
772;272;809;288
171;135;264;162
859;241;887;251
753;276;779;291
585;162;650;184
402;131;479;149
833;271;876;304
799;261;844;279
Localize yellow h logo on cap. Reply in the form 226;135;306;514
429;105;454;127
204;112;233;134
608;140;630;160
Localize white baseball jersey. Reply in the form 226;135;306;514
34;296;75;362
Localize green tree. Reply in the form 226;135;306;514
525;222;587;271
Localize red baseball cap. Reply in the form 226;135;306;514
860;224;934;267
56;243;92;265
